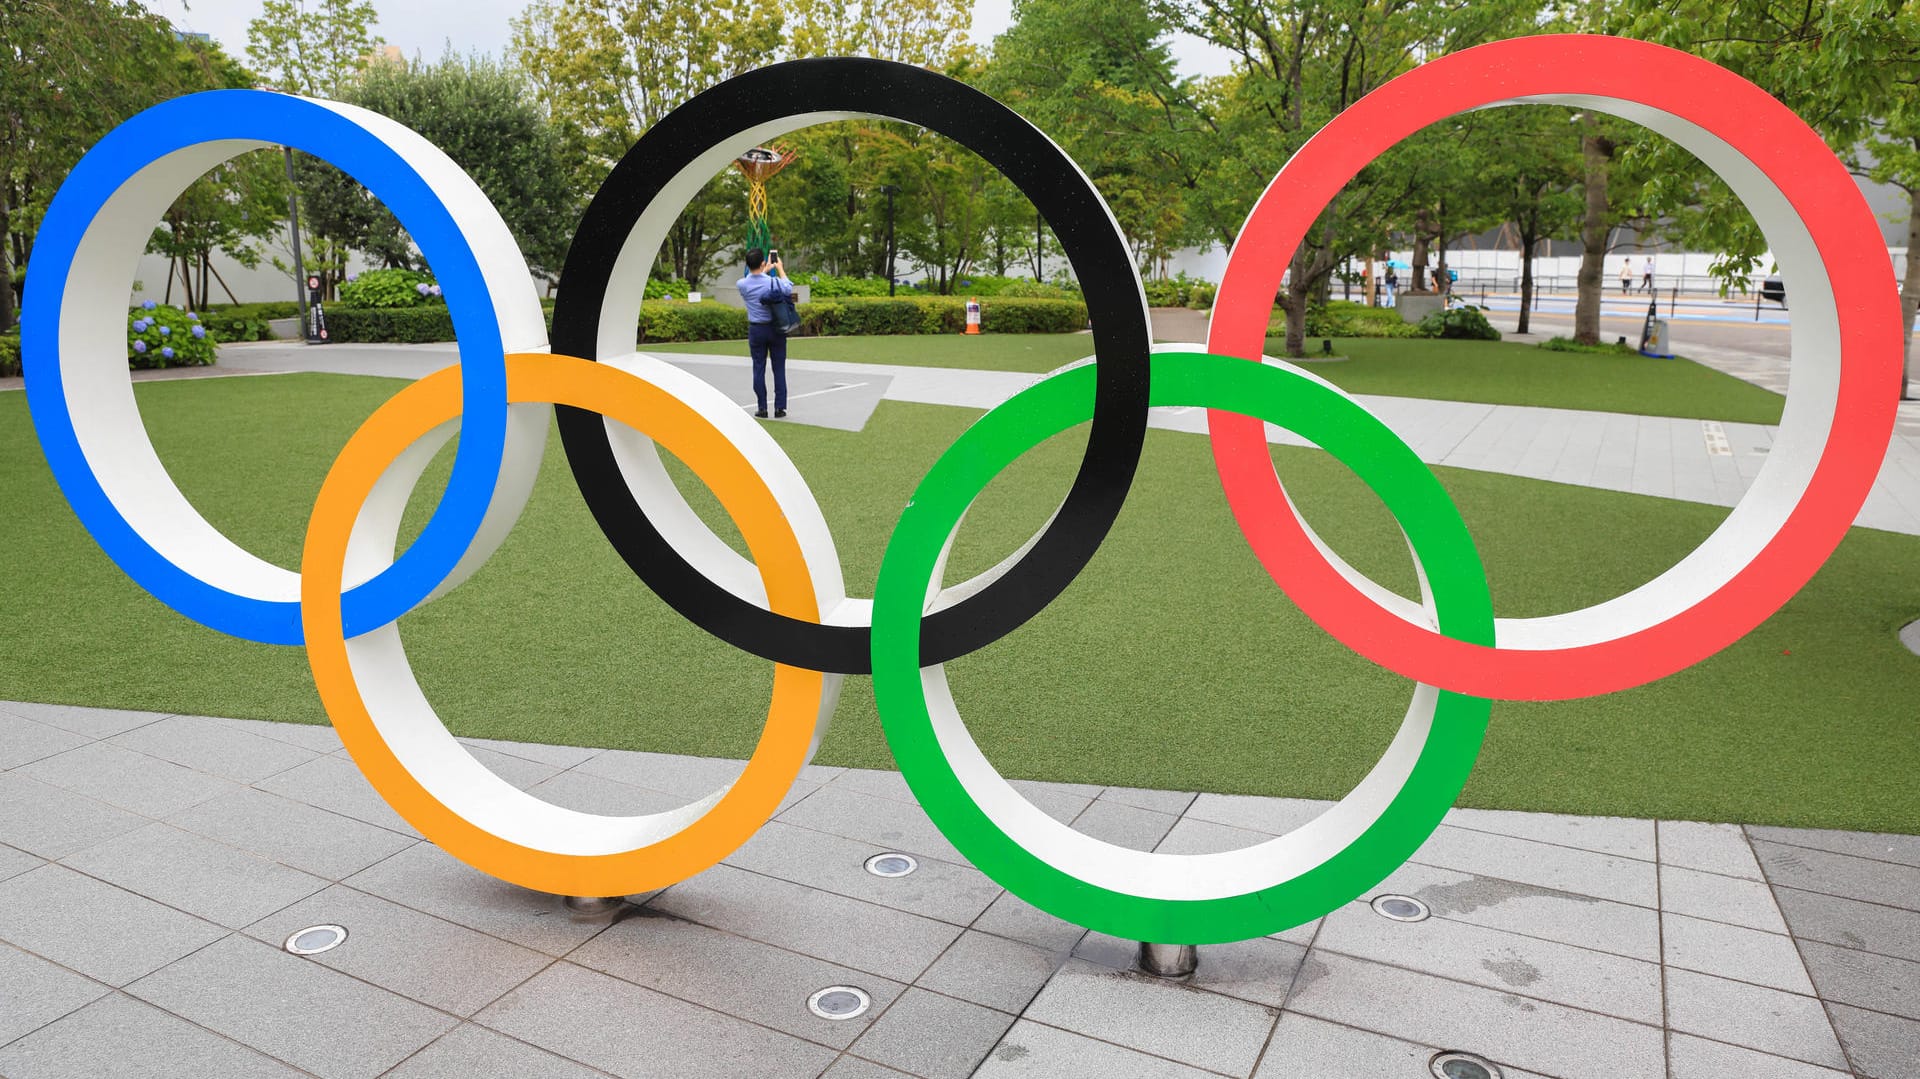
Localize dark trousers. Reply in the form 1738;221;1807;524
748;322;787;412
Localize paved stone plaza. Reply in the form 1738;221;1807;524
0;700;1914;1078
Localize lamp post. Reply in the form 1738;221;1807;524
878;184;900;296
280;147;315;342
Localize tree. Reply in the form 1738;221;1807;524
0;0;196;330
1466;106;1584;334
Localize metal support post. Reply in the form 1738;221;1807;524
1138;942;1198;978
562;895;624;920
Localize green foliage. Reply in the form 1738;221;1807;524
126;304;217;368
1413;305;1503;342
790;272;892;297
1538;337;1641;357
338;269;437;309
644;277;694;301
1270;301;1419;340
1142;272;1215;308
206;301;303;320
0;330;19;378
324;306;457;343
637;301;750;343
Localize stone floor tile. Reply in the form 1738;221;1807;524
724;820;1000;926
648;864;959;983
971;1019;1217;1078
1022;958;1277;1075
1795;940;1920;1021
60;822;328;929
165;786;416;881
1005;779;1094;824
18;740;241;818
1746;825;1920;869
570;908;905;1050
828;767;917;803
108;714;316;784
0;942;110;1045
1314;901;1661;1022
385;1023;609;1079
1374;860;1661;962
851;987;1015;1079
917;929;1067;1014
1664;967;1848;1070
245;885;552;1016
343;843;609;957
1444;806;1655;861
255;755;422;837
206;715;345;753
0;773;147;860
0;842;44;885
0;714;89;770
1076;930;1307;1010
0;864;225;986
1411;825;1658;907
1772;886;1920;964
519;769;687;816
1662;912;1815;994
970;890;1086;954
1659;820;1764;880
1666;1032;1851;1079
458;743;563;791
1154;816;1273;854
476;961;835;1079
1751;841;1920;912
1255;1012;1554;1079
573;748;746;800
1660;863;1789;933
0;702;170;739
823;1057;917;1079
778;785;968;866
1184;793;1331;835
1096;785;1197;816
453;735;602;770
1067;800;1177;852
1283;951;1664;1079
128;934;454;1079
1827;1002;1920;1079
0;993;304;1079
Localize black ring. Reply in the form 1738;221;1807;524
552;57;1150;674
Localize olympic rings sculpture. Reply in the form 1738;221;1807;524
20;35;1900;944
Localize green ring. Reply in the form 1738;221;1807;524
870;351;1494;943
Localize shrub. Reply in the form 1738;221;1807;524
204;301;302;320
638;300;749;342
644;276;693;301
1141;271;1213;308
337;268;438;309
950;274;1080;299
1186;281;1217;309
789;272;890;297
1270;300;1419;340
0;329;19;378
1538;336;1639;356
127;302;217;368
324;305;456;343
1413;304;1502;341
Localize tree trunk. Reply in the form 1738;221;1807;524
1411;207;1431;291
1574;129;1614;346
1282;249;1309;359
1901;185;1919;400
0;204;13;332
1434;199;1448;298
1518;216;1537;336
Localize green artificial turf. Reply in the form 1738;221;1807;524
640;333;1786;424
1;372;1914;832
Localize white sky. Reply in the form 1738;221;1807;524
150;0;1235;78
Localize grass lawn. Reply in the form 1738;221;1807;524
1;372;1913;832
642;333;1785;424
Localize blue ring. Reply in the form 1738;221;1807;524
21;90;507;645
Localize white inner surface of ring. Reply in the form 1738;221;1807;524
924;353;1446;901
54;98;548;604
595;108;1141;629
338;396;843;856
1249;93;1837;650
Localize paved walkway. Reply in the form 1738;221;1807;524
0;701;1912;1079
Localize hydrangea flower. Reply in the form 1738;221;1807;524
415;282;430;295
158;325;171;337
160;346;174;359
132;340;147;353
132;319;148;332
428;284;442;297
142;300;156;310
186;312;199;321
191;324;206;338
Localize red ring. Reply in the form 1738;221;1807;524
1206;34;1901;701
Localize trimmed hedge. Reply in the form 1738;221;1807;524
327;295;1090;344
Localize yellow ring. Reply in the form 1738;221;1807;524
300;352;825;896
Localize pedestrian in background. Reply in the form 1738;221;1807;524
1621;259;1633;294
1641;257;1655;293
736;247;792;418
